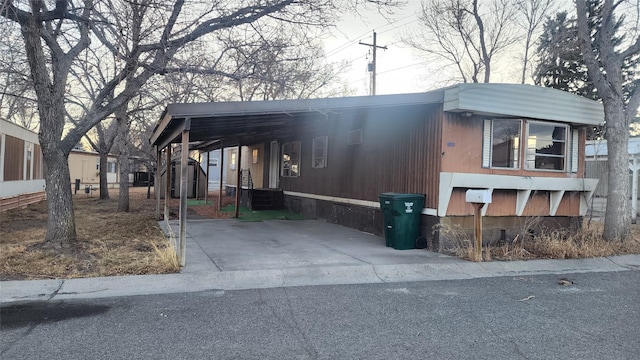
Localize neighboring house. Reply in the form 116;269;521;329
151;83;602;248
0;119;45;211
585;138;640;197
68;150;119;192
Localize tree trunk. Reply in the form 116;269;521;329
99;152;110;199
116;110;130;212
20;16;77;247
118;151;130;212
604;102;631;240
42;148;76;247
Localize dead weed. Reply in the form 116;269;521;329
0;188;179;280
437;218;640;262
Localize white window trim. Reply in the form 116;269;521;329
312;136;328;169
525;120;569;172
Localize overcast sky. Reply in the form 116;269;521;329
324;3;429;96
322;1;577;96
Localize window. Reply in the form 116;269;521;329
281;141;300;177
483;119;521;168
312;136;328;168
107;160;117;173
252;149;259;164
526;122;568;171
26;143;33;180
230;152;237;171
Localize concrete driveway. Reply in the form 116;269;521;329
166;219;460;274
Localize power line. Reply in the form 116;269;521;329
324;13;419;58
376;61;429;76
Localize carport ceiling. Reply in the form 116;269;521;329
150;91;445;151
157;111;322;152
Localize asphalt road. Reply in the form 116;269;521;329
2;271;639;360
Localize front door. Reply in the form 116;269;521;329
269;141;279;189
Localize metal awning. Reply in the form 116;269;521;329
149;91;445;151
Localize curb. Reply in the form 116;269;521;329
1;255;638;304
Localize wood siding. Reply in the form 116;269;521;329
277;104;442;209
0;191;45;212
4;135;24;181
33;144;43;179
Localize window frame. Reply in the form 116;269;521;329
281;141;301;178
482;119;522;170
107;159;118;174
311;136;328;169
525;121;569;172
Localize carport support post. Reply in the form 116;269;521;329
204;151;210;205
196;152;201;200
178;121;190;267
235;145;242;218
164;145;172;223
473;203;483;262
218;145;224;211
631;156;640;224
155;146;161;220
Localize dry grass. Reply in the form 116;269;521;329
0;188;179;280
437;219;640;262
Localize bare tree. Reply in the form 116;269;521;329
575;0;640;240
3;0;378;248
0;19;37;130
404;0;520;83
218;25;351;101
515;0;554;84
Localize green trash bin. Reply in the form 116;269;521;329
379;193;426;250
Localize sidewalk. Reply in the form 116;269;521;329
1;219;639;304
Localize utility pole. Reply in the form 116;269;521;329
359;31;387;95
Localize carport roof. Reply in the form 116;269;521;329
150;90;444;151
150;84;604;151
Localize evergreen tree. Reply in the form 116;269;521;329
534;12;596;100
535;0;639;138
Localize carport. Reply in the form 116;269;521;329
150;95;429;265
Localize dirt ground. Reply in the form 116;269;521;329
0;187;183;280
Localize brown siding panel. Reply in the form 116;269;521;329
278;104;442;209
33;144;43;179
4;135;24;181
556;191;581;216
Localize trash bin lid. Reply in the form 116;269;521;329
379;193;425;200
